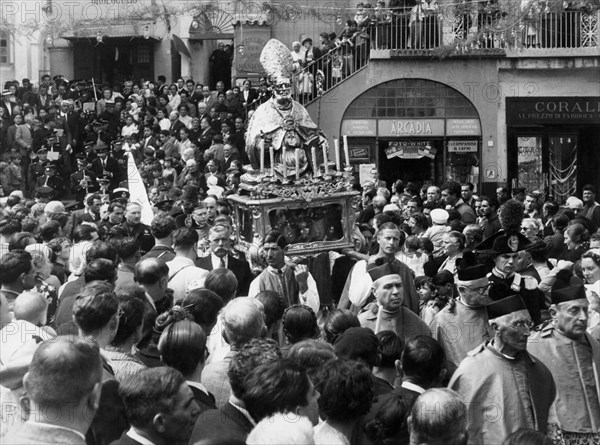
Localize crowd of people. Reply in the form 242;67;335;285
1;68;600;445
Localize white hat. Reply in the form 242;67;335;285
383;204;401;213
430;208;449;225
9;190;24;200
44;200;66;214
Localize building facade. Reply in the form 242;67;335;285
2;0;599;198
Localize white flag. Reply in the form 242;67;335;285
126;151;153;226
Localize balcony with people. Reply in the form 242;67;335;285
284;1;599;106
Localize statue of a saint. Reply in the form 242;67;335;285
245;39;328;180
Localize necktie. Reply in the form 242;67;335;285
220;257;226;268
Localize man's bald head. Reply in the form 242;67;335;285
24;337;102;410
409;388;467;445
373;195;387;211
134;258;169;285
221;298;266;349
13;291;48;326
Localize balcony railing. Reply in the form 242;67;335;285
243;7;599;109
369;7;599;53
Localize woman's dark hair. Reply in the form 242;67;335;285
73;225;97;243
180;288;224;335
420;237;434;254
364;393;410;445
151;305;193;343
433;270;455;286
410;213;430;231
414;275;434;290
158;320;207;376
565;223;590;247
112;284;145;346
552;214;569;231
282;305;319;344
315;359;374;422
255;290;286;330
529;238;549;263
287;339;336;383
242;359;311;423
322;309;360;344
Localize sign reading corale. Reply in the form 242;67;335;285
506;97;600;124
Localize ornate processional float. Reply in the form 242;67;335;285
228;39;359;257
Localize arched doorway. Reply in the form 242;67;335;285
341;79;482;190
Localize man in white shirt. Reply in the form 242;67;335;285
166;227;208;301
248;230;319;313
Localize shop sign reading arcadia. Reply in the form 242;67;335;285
506;97;600;125
341;119;481;137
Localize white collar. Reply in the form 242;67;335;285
401;381;426;394
228;395;256;427
127;427;156;445
492;267;513;279
144;292;156;311
187;380;209;396
267;264;288;274
23;422;86;441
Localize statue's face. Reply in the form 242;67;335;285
273;81;291;100
284;130;300;148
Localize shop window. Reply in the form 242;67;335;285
517;137;544;193
0;33;9;64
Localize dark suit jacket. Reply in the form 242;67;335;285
195;254;253;296
109;431;143;445
70;168;98;201
190;402;254;444
223;153;240;171
141;244;176;262
141;136;158;150
544;232;566;259
91;156;121;189
189;384;217;414
169;120;185;140
197;128;216;152
232;129;246;155
240;88;258;107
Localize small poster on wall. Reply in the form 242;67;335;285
359;163;376;186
